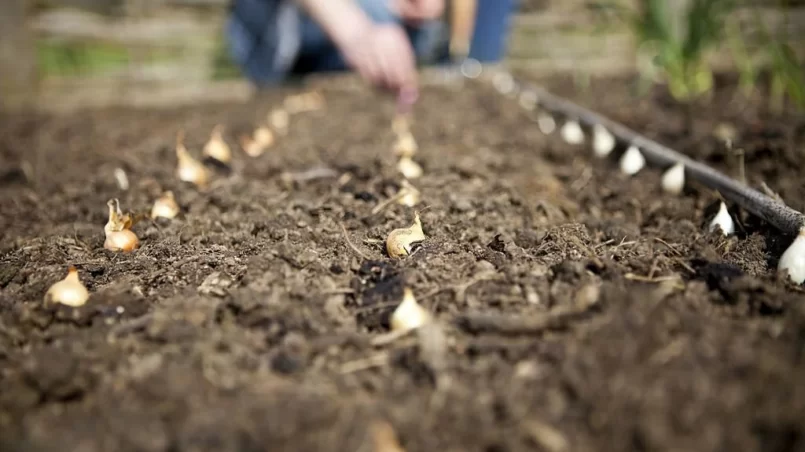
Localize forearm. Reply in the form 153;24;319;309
292;0;372;47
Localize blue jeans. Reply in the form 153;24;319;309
227;0;517;85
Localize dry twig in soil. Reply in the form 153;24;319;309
341;223;369;260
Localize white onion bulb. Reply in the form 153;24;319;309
560;120;585;145
537;113;556;134
592;124;615;157
390;288;432;332
709;202;735;236
45;267;89;307
619;145;645;176
397;156;423;179
661;162;685;195
778;228;805;284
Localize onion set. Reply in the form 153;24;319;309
661;163;685;195
397;156;423;179
393;132;418;158
202;124;232;164
779;227;805;284
592;124;615;158
386;212;426;258
241;126;275;157
619;145;645;176
560;120;584;145
151;191;180;220
390;287;432;332
709;202;735;236
176;131;210;188
104;198;140;252
45;266;90;307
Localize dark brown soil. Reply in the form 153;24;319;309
1;72;805;452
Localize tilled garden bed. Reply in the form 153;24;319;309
1;72;804;452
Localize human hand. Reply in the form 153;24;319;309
336;22;418;94
394;0;445;22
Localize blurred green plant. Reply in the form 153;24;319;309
589;0;805;114
590;0;735;102
757;11;805;112
37;39;130;77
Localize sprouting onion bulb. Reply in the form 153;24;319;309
537;113;556;134
390;287;432;332
519;91;538;110
104;198;140;252
202;125;232;164
398;180;420;207
592;124;616;157
397;156;423;179
709;202;735;236
386;212;426;258
176;131;210;188
778;227;805;284
45;266;89;307
620;145;645;176
151;190;180;220
661;162;685;195
393;131;418;158
269;108;289;134
560;120;584;145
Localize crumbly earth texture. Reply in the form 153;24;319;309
1;72;804;452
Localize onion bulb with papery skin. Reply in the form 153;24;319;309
202;125;232;164
397;180;420;207
45;266;89;307
537;113;556;134
592;124;615;158
176;131;209;188
393;132;418;158
390;287;432;332
386;212;426;258
397;156;423;179
269;109;289;134
661;162;685;195
560;120;584;145
241;126;274;157
620;145;645;176
779;227;805;284
284;91;324;114
709;202;735;236
151;191;180;220
104;198;140;252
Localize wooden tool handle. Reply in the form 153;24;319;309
449;0;477;60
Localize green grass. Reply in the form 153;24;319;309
37;39;131;77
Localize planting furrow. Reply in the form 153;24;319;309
459;64;805;284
